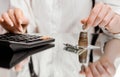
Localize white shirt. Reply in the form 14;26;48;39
0;0;120;77
10;0;93;34
10;0;93;77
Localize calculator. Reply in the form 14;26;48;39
0;33;55;52
0;33;55;68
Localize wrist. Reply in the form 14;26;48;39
102;49;117;64
103;39;120;63
101;54;115;64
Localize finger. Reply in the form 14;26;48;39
0;21;17;33
8;9;23;32
106;14;119;33
0;16;4;23
85;67;93;77
80;65;86;75
19;17;29;33
2;12;14;27
14;8;29;33
14;8;29;25
99;9;115;28
15;58;29;72
1;13;18;33
14;8;23;24
93;5;110;27
81;18;88;29
8;9;17;26
86;2;103;29
89;63;100;77
14;8;25;32
81;18;88;24
21;16;29;26
96;61;109;77
15;62;24;72
100;60;116;76
79;70;85;75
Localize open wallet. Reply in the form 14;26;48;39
0;33;55;69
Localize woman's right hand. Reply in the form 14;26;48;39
14;57;29;72
0;8;29;72
84;56;116;77
0;8;29;33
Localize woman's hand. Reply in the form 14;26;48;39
13;57;29;72
81;2;120;34
82;38;120;77
83;56;116;77
0;8;29;33
0;8;29;72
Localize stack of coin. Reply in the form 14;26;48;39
78;31;88;63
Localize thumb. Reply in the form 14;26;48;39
15;58;29;72
81;18;88;30
15;62;24;72
0;16;4;23
81;18;88;24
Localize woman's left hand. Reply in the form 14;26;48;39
82;56;116;77
14;57;29;72
81;2;120;34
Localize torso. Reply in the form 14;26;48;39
31;0;92;35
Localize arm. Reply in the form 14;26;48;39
80;1;120;77
83;39;119;77
104;38;120;63
0;3;30;72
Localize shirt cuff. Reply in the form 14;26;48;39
102;28;120;39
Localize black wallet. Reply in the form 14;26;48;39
0;33;55;69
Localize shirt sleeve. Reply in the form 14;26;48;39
100;0;120;71
102;0;120;15
99;0;120;39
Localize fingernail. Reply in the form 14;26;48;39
10;22;14;27
1;18;4;22
15;66;22;72
19;27;23;32
82;23;87;30
17;25;23;33
19;19;22;25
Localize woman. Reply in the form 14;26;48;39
0;0;120;77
